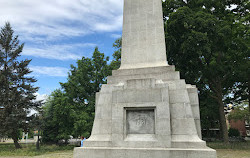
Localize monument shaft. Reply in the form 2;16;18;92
120;0;167;69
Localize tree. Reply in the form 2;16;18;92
110;38;122;70
42;89;74;144
163;0;249;143
61;47;111;138
228;104;250;122
42;47;111;143
0;23;39;148
199;90;220;138
29;112;43;150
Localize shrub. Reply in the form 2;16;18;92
228;128;240;137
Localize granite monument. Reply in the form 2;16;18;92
74;0;217;157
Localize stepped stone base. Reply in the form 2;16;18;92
73;66;217;158
74;147;216;158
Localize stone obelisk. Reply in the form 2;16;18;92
74;0;217;157
120;0;168;69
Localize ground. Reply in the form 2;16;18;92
0;151;73;158
0;142;250;158
1;149;250;158
216;149;250;158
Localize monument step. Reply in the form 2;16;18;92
74;147;217;158
112;65;175;76
81;139;207;149
107;71;180;84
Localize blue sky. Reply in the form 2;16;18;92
0;0;123;100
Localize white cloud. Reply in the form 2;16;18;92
23;43;96;60
30;66;69;77
111;33;122;39
28;93;48;116
35;93;48;102
0;0;123;60
94;15;123;32
0;0;123;42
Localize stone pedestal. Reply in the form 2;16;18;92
73;66;217;158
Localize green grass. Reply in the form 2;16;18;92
207;141;250;150
1;142;250;158
217;149;250;158
0;143;74;157
207;141;250;158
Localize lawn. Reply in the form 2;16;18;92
216;149;250;158
0;142;250;158
208;141;250;158
0;143;74;157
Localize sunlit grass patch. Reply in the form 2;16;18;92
0;143;74;157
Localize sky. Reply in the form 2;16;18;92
0;0;124;101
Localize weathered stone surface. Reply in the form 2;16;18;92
187;85;202;138
112;65;175;76
120;0;168;69
126;109;155;134
74;65;216;155
74;147;216;158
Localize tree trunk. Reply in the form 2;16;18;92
218;99;229;143
36;131;40;150
248;81;250;113
214;81;229;143
212;80;229;143
12;136;22;149
248;76;250;113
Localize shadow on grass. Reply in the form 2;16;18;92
0;143;75;157
207;141;250;150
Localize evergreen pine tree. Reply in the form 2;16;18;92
0;23;39;149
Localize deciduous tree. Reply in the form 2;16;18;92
61;47;111;138
163;0;249;143
42;47;111;142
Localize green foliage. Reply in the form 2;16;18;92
42;47;111;143
228;105;250;121
61;47;111;138
165;5;248;87
228;128;240;137
200;91;220;130
0;22;40;148
28;129;34;139
42;90;74;144
163;0;249;142
110;37;122;70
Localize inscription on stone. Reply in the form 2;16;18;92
126;109;155;134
